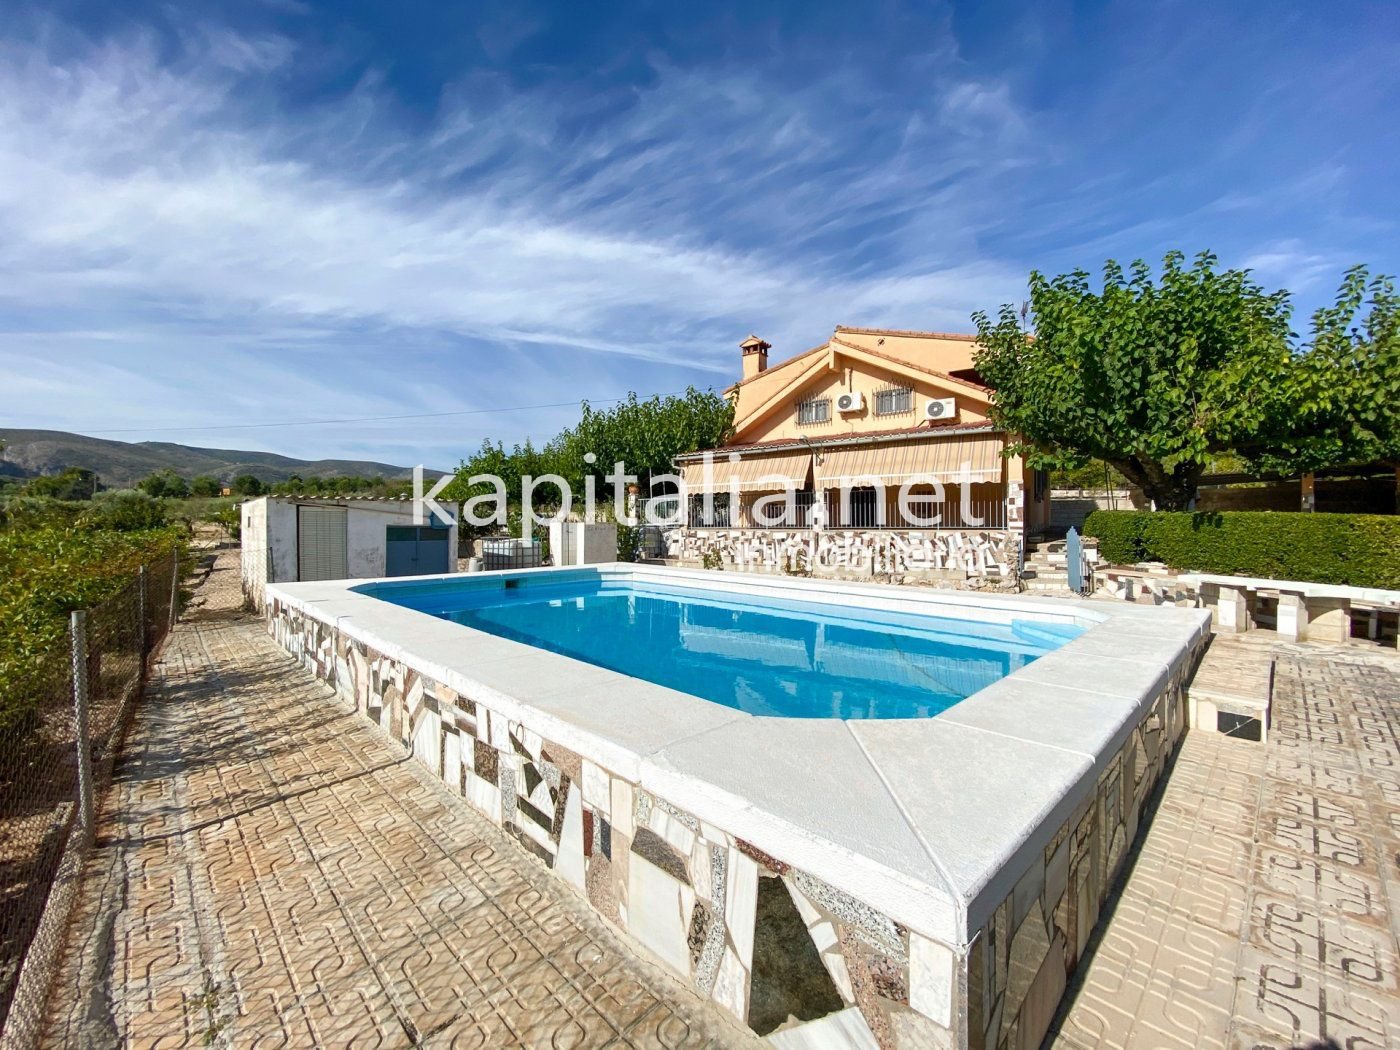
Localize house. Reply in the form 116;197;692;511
669;327;1050;582
240;495;458;608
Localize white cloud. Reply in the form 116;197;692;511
1242;240;1346;297
0;20;1035;457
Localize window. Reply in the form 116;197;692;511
796;398;830;425
874;387;913;417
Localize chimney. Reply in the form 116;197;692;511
739;334;771;381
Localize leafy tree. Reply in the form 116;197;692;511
81;490;170;531
137;469;190;499
1276;267;1400;472
0;496;84;530
25;467;98;500
230;474;266;497
974;252;1311;510
189;475;223;498
447;387;733;515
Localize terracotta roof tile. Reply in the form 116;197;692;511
833;325;979;342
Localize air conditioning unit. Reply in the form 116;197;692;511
836;391;865;413
925;398;957;421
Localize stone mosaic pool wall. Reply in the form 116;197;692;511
267;595;1194;1049
965;655;1193;1050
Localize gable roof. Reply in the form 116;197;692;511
727;329;993;439
825;337;990;395
725;325;984;396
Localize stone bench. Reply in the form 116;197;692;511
1186;637;1274;742
1185;574;1400;644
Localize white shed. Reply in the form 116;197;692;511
240;496;457;608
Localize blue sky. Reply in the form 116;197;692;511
0;0;1396;469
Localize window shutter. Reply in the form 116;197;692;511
297;506;349;581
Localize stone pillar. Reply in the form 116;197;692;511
1306;597;1351;644
1005;480;1024;532
1216;586;1250;633
1276;592;1307;642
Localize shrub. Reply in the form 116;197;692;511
0;525;186;751
1081;511;1146;564
1083;510;1400;588
0;496;85;531
80;489;169;531
616;524;642;563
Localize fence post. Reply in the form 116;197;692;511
168;549;179;632
137;564;148;659
70;610;95;840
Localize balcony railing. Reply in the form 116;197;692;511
827;492;1007;530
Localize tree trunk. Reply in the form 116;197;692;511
1108;457;1203;511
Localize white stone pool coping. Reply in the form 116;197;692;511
267;564;1209;946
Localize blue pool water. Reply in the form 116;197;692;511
359;575;1083;719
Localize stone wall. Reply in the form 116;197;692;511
669;527;1022;584
267;593;1193;1049
966;662;1191;1050
1048;490;1143;531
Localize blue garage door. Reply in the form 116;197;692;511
386;526;451;577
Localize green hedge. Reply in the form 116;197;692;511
1082;510;1400;589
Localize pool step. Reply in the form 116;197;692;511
1012;620;1083;646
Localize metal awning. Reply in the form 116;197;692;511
681;452;813;493
815;435;1004;487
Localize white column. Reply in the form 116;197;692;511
1276;593;1306;643
1216;586;1249;633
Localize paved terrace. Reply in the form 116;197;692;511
39;558;758;1048
37;559;1400;1049
1052;633;1400;1049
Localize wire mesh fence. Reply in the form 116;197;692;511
0;548;186;1046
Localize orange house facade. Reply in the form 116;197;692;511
669;326;1051;583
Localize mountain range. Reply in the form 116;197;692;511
0;429;441;490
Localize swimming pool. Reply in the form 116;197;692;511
266;564;1209;1050
357;575;1084;718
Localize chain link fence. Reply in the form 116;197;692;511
0;548;185;1047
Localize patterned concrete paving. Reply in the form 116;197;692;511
1050;635;1400;1050
40;564;759;1048
39;554;1400;1050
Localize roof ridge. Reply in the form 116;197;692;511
834;325;979;341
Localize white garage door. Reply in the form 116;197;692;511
297;505;348;581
